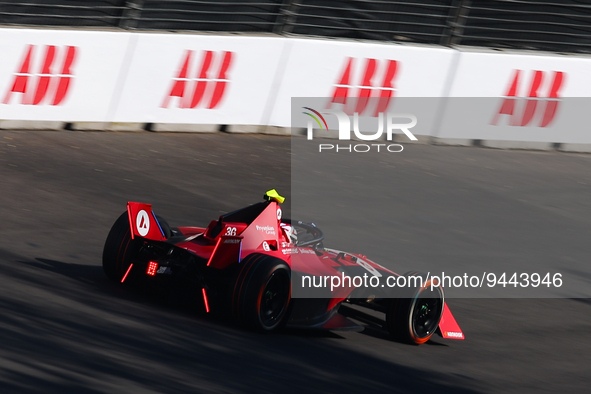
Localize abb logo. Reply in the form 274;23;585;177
3;45;78;106
491;70;565;127
328;57;398;117
162;50;234;109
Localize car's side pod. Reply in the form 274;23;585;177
126;202;167;242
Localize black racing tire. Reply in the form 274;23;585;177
102;212;141;282
386;271;444;344
231;253;291;332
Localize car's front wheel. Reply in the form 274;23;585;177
386;271;444;344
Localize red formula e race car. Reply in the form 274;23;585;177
103;190;463;344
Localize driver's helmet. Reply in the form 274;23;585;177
280;223;297;245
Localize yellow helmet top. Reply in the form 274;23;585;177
264;189;285;203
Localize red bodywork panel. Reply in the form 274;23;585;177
439;302;465;340
174;202;289;269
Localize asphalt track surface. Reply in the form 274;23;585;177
0;130;590;393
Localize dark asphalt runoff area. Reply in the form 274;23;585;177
0;129;590;393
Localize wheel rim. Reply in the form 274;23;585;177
258;270;290;328
411;287;443;338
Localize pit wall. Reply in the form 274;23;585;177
1;27;591;152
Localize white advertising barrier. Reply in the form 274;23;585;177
0;28;131;122
437;50;591;143
267;38;457;136
3;26;591;147
113;34;287;125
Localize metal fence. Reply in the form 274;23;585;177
0;1;127;28
458;0;591;53
1;0;591;54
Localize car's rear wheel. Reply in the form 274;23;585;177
102;212;141;282
386;271;444;344
231;253;291;332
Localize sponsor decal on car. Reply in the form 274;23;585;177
156;266;172;275
256;225;276;235
136;210;150;237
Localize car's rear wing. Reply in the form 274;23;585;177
127;202;167;242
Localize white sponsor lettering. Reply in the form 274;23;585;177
256;225;276;235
